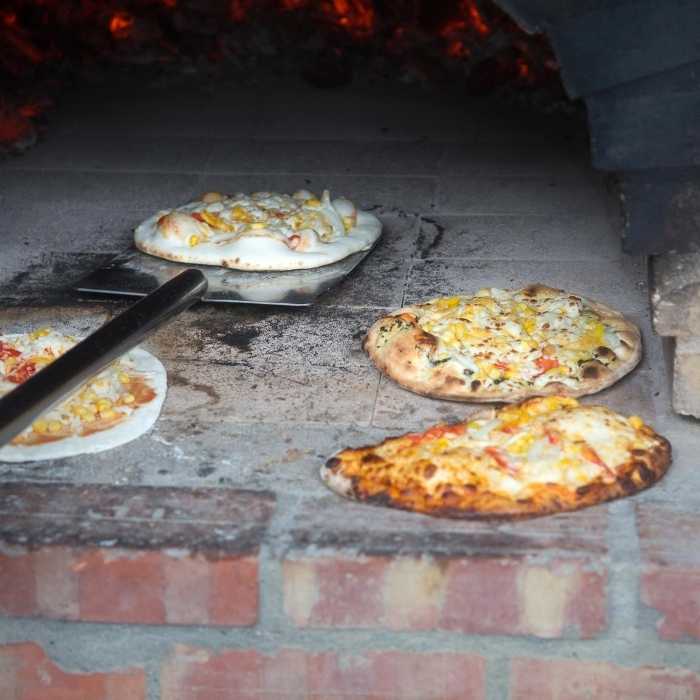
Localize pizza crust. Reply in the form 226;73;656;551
321;399;671;520
0;343;166;463
364;285;641;402
134;190;382;271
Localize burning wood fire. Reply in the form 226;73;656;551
0;0;561;153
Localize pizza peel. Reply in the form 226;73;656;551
74;244;377;306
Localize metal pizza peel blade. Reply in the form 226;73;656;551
74;243;378;307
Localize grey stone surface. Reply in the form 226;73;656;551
436;175;616;216
672;336;700;417
403;257;649;314
415;214;625;261
651;251;700;337
0;75;696;556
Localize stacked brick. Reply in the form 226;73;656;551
651;251;700;417
1;482;699;698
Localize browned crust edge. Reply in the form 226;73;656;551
320;423;671;520
363;285;642;403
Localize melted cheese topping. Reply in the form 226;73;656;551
347;397;658;500
415;288;624;391
0;330;156;445
135;189;381;271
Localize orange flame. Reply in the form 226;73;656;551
109;11;134;40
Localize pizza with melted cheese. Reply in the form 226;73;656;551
0;329;166;462
364;284;641;402
321;396;671;519
135;189;382;271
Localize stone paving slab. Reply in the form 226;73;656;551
0;171;201;213
438;140;592;179
143;304;379;369
206;140;444;176
415;214;625;261
403;257;649;315
2;136;214;174
437;175;615;216
161;359;378;427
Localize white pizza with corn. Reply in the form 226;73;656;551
0;329;166;462
134;189;382;271
364;284;641;402
322;396;671;519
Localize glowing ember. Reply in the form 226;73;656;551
162;0;177;8
516;56;533;82
1;10;17;27
0;112;33;146
322;0;375;39
18;103;43;119
109;11;134;40
466;0;490;36
280;0;307;9
447;39;470;59
230;0;252;23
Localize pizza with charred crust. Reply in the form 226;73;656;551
364;285;641;402
135;189;382;271
321;396;671;519
0;329;166;462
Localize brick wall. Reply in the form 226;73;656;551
1;482;699;699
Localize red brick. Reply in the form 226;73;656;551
637;505;700;640
283;554;606;638
309;650;486;699
208;555;258;626
0;546;36;616
0;641;146;700
161;645;486;700
163;554;211;625
641;568;700;640
77;549;167;624
443;558;520;634
34;546;80;619
510;658;700;699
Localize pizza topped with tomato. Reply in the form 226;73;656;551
321;396;671;519
0;329;166;462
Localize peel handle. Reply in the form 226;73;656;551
0;268;207;448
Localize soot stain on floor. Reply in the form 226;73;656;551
220;327;260;352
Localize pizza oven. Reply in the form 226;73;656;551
1;2;700;699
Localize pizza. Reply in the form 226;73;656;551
0;329;166;462
364;284;641;402
321;396;671;519
134;189;382;271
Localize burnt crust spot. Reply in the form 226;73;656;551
424;463;437;479
361;453;385;464
325;457;341;471
582;365;599;379
471;379;481;390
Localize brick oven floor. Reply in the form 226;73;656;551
1;76;699;697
